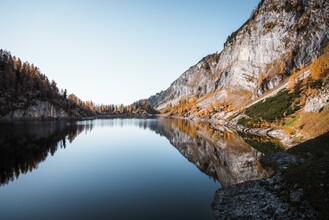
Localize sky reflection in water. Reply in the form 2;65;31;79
0;118;274;220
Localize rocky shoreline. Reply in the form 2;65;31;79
212;172;316;219
211;132;329;219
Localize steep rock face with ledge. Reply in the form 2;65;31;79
149;0;329;110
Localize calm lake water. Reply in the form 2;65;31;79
0;118;279;220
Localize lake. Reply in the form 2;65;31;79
0;118;279;220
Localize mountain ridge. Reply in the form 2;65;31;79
148;0;329;145
149;0;329;108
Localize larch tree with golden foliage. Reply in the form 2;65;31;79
288;67;297;92
310;44;329;80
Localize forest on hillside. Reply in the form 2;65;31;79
0;50;158;119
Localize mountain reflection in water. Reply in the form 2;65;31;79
147;118;271;187
0;118;272;187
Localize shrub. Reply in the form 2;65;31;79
263;22;276;33
284;1;293;12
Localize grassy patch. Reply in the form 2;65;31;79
283;116;298;129
293;107;329;139
237;89;300;127
244;90;300;123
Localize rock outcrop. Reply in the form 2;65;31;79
304;85;329;112
2;100;68;120
212;131;329;219
149;0;329;110
212;172;317;219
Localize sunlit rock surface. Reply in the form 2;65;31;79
150;0;329;110
304;85;329;112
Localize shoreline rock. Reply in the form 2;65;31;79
211;172;317;219
211;132;329;219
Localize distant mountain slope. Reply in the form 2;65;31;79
149;0;329;110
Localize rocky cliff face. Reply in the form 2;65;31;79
149;0;329;109
2;100;68;120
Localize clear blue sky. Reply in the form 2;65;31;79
1;0;260;105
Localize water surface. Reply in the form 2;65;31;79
0;118;275;219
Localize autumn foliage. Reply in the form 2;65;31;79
0;50;96;117
0;49;159;118
310;44;329;81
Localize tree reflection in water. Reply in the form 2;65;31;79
0;118;277;188
0;121;93;186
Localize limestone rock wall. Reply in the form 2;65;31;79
150;0;329;109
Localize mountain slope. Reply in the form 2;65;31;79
0;50;96;119
148;0;329;144
0;50;158;120
149;0;329;111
